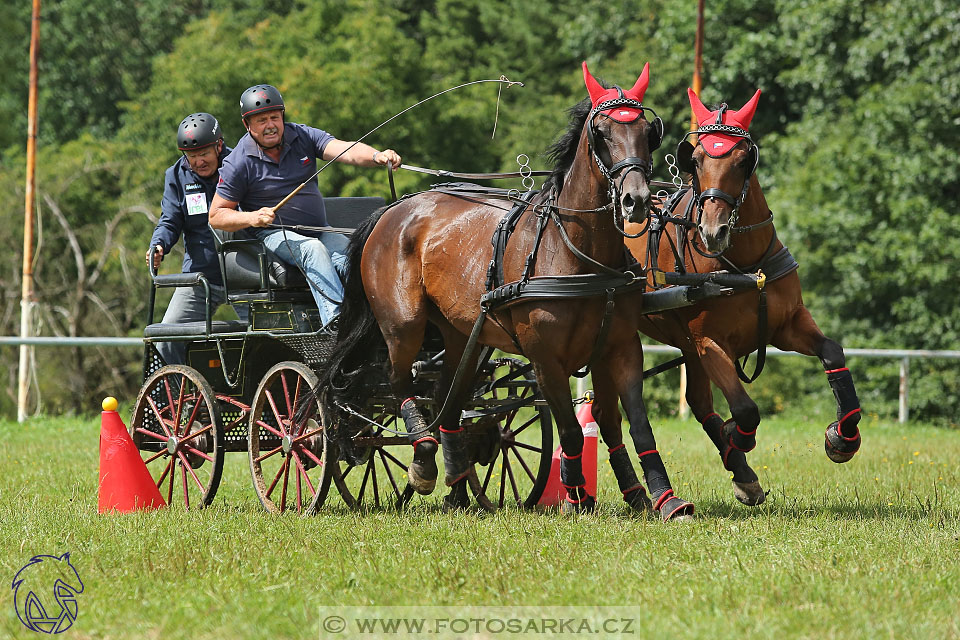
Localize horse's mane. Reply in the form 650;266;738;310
545;96;593;190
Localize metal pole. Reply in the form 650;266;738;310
899;357;909;424
679;0;704;419
18;0;41;423
690;0;705;133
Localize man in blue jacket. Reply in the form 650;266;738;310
209;85;401;329
147;112;245;365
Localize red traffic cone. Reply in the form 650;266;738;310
537;395;599;507
98;397;166;513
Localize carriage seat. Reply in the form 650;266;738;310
215;197;386;302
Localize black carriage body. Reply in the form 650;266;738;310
137;198;383;454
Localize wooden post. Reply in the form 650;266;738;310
19;0;41;423
678;364;689;418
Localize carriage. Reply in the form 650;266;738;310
130;187;765;514
131;64;857;517
130;196;554;513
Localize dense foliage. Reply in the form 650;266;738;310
0;0;957;422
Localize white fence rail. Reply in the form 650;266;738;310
2;337;959;423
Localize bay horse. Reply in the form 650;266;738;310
323;62;694;519
626;88;862;505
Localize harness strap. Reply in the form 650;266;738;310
548;207;642;280
420;309;491;435
486;189;543;290
520;198;554;283
588;289;617;372
718;235;798;385
400;163;552;181
698;187;736;207
735;287;768;383
642;355;686;379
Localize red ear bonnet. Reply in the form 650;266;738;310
582;61;650;123
688;88;761;156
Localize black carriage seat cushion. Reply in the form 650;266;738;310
211;229;307;291
209;197;383;293
144;320;248;338
323;196;386;229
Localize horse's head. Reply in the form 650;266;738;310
677;88;761;254
582;62;662;224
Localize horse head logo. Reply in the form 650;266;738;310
12;553;84;634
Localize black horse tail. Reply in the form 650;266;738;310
313;207;388;396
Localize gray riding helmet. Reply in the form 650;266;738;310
177;112;222;151
240;84;285;120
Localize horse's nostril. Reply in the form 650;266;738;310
622;194;634;210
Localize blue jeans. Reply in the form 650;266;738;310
156;282;248;365
260;229;349;325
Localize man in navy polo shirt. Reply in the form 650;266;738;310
147;112;245;365
209;84;401;328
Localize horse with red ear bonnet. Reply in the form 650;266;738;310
676;88;762;254
625;88;863;506
318;62;694;519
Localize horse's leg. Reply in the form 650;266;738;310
683;353;765;506
590;366;651;512
431;325;480;510
772;307;862;462
697;337;762;454
530;357;595;513
613;335;694;521
382;317;440;495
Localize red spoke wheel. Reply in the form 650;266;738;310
321;390;415;511
468;358;553;509
130;364;224;509
248;362;331;514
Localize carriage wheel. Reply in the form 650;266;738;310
130;364;224;509
248;361;331;515
320;390;415;511
468;358;553;509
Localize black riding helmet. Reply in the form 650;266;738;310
240;84;285;120
177;113;222;151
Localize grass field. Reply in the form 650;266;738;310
1;409;957;639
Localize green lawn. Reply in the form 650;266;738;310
1;411;957;639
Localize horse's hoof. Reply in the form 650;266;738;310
655;492;695;521
406;460;437;495
723;419;756;453
442;482;471;512
561;495;596;514
622;485;652;513
824;421;860;463
732;480;766;506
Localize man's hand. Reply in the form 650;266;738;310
373;148;402;169
146;244;163;271
251;207;276;227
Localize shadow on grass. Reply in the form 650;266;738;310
691;496;957;522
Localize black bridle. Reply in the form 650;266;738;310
585;90;663;228
675;118;769;258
